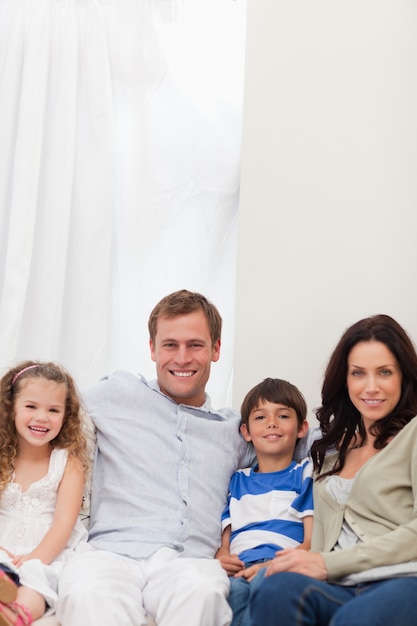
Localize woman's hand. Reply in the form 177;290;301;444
265;549;328;580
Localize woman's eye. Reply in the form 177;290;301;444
380;369;392;376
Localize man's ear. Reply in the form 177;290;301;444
149;339;156;362
297;420;309;439
211;338;221;362
240;423;252;442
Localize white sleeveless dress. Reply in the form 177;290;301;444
0;448;88;614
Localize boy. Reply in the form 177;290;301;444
216;378;313;626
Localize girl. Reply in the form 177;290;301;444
250;314;417;626
0;361;89;626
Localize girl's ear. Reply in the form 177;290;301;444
240;423;252;442
297;420;309;439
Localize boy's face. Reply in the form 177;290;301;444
240;400;308;461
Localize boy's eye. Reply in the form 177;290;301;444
254;415;266;420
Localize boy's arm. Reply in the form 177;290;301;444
13;456;85;567
215;525;244;575
296;515;314;551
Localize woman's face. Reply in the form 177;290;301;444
347;340;402;428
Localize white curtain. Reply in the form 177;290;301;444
0;0;246;406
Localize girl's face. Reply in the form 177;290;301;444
347;340;403;429
14;377;67;448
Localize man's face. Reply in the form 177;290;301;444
150;310;221;407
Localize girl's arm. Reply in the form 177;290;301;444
13;456;85;567
296;515;313;551
215;525;244;575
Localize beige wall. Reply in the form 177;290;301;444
233;0;417;421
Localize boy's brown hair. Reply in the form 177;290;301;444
241;377;307;429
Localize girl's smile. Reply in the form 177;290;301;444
14;378;67;447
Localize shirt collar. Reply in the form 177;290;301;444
148;378;212;412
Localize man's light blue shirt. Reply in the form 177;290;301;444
84;370;254;559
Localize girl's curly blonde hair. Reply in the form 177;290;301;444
0;360;89;496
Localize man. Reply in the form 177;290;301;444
57;290;254;626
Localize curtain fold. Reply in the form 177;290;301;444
0;0;246;406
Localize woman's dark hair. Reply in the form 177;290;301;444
311;314;417;478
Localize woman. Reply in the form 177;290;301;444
250;314;417;626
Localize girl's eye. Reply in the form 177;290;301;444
380;369;392;376
351;370;363;377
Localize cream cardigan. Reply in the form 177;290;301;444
312;416;417;581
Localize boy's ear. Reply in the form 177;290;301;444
240;423;252;442
297;420;309;439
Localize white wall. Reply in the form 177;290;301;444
233;0;417;422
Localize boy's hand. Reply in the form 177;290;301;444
234;561;269;582
215;547;244;575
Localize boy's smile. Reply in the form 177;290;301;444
241;400;308;472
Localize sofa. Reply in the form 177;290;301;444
35;613;156;625
35;614;156;625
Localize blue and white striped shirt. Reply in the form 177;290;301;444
221;458;314;563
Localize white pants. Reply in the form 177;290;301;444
56;545;232;626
